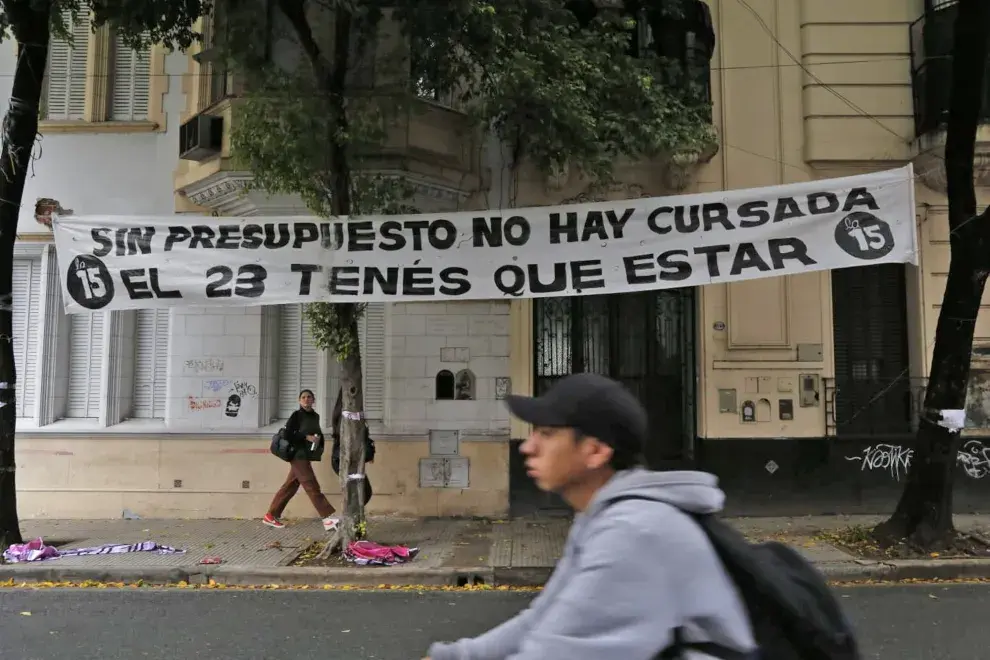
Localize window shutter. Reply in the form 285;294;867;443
44;10;90;120
831;264;911;435
359;303;386;420
133;309;169;418
110;32;151;121
67;312;105;418
278;305;319;418
12;259;41;418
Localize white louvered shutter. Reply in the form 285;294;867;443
110;32;151;121
278;305;319;418
359;303;386;420
12;259;40;418
44;10;90;120
133;309;169;418
67;312;104;418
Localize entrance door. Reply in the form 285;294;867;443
509;288;697;516
830;265;913;437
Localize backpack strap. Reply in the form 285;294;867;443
658;626;755;660
603;496;756;660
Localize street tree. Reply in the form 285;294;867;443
0;0;209;554
873;0;990;550
228;0;715;555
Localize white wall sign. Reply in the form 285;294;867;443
51;166;918;314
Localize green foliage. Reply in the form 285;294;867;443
0;0;207;48
397;0;716;180
304;301;362;356
87;0;208;49
226;0;715;348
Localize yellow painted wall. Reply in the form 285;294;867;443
16;435;509;519
505;0;984;443
799;0;921;163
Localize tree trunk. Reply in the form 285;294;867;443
874;0;990;549
322;5;365;557
0;0;52;554
276;0;365;557
321;314;367;557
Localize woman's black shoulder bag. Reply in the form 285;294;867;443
269;427;296;462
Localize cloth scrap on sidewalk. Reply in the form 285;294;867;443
2;538;185;564
343;540;419;566
2;538;58;563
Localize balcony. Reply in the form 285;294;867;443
910;0;990;193
173;3;487;215
173;91;487;215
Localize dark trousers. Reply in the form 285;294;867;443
267;459;335;519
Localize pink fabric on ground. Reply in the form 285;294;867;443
344;540;419;566
2;538;59;563
2;538;184;564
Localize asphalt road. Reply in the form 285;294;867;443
0;583;985;659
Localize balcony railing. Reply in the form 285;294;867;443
824;376;928;439
910;0;990;137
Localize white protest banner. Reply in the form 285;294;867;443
51;165;918;314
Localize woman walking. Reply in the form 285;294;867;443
262;389;339;531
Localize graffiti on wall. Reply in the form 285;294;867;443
845;439;990;481
183;358;224;375
202;379;258;398
188;396;222;411
183;357;258;425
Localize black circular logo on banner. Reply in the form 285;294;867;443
66;254;114;310
834;212;895;261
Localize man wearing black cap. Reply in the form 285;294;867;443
425;372;756;660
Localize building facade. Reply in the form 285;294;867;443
11;0;990;520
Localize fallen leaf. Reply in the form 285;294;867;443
20;611;31;616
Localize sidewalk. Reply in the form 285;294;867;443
4;514;990;587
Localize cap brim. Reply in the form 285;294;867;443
505;395;567;427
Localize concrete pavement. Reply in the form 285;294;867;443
5;514;990;586
3;583;990;658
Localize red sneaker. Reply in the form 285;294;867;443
262;513;285;529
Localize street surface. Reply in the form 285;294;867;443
1;583;985;659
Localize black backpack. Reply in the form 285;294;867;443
609;497;861;660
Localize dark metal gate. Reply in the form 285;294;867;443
830;264;915;438
510;288;697;516
533;288;697;466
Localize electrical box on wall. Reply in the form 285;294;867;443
797;343;823;362
419;457;470;488
799;374;820;407
718;389;737;413
429;430;460;456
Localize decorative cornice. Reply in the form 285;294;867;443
361;170;474;210
179;171;255;210
180;168;479;216
663;142;720;191
179;171;314;216
913;129;990;193
545;133;721;199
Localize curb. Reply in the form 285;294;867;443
5;559;990;588
0;565;503;588
819;558;990;583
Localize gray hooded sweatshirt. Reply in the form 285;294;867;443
426;469;756;660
